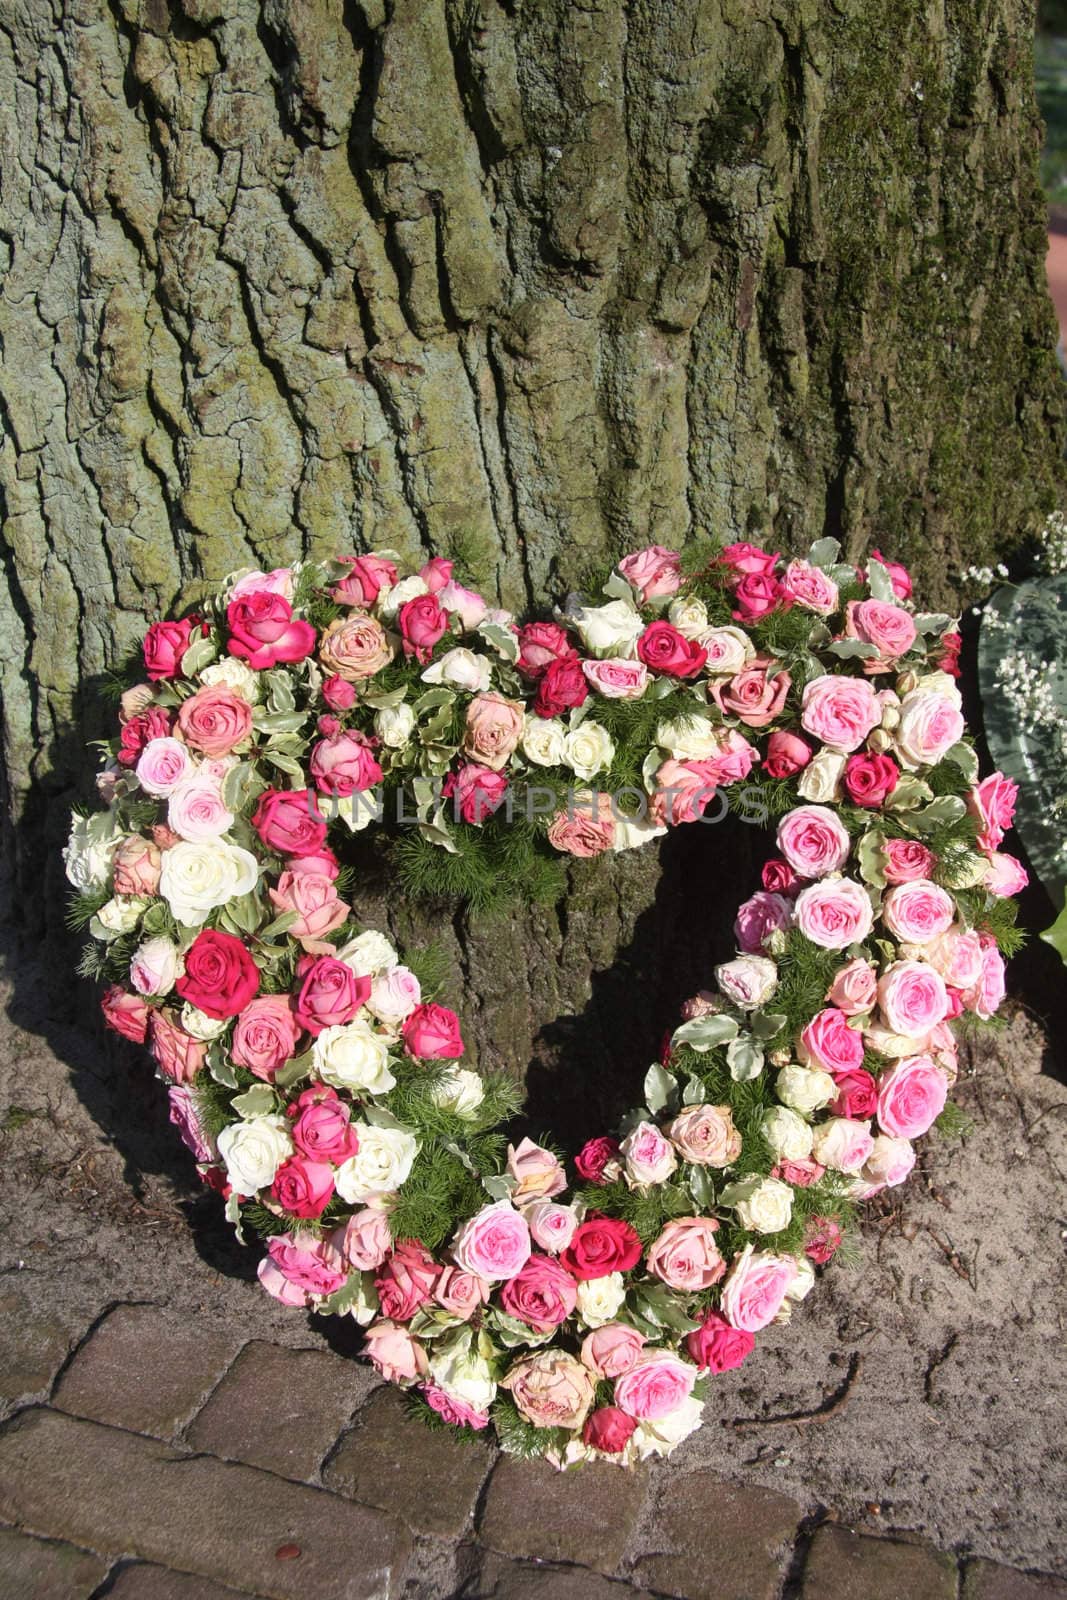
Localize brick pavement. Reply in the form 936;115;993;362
0;1303;1064;1600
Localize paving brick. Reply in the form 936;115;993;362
963;1559;1067;1600
0;1288;81;1399
630;1468;802;1600
478;1453;648;1575
0;1407;411;1600
322;1385;492;1537
106;1565;269;1600
801;1524;957;1600
186;1341;360;1480
0;1526;108;1599
467;1551;657;1599
53;1304;240;1437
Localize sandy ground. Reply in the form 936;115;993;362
1;924;1065;1579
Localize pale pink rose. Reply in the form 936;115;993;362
985;853;1029;897
167;776;234;842
967;772;1019;855
860;1133;916;1192
876;1054;948;1139
262;1232;346;1299
148;1009;206;1084
581;1322;646;1378
794;878;874;950
777;805;851;879
800;675;881;752
699;626;753;675
437;579;488;630
925;1019;960;1082
665;1103;742;1167
844;599;918;672
268;870;349;945
963;940;1006;1020
523;1200;579;1253
715;953;778;1009
798;1007;864;1075
620;1121;678;1186
230;995;300;1080
547;793;616;857
337;1206;392;1271
120;683;155;721
451;1200;531;1281
230;567;294;602
710;658;791;728
502;1352;595;1430
895;690;965;768
363;1319;429;1383
926;928;984;991
367;965;421;1026
811;1116;875;1174
581;658;650;699
434;1265;492;1318
319;613;396;681
781;559;839;615
720;1246;798;1332
705;728;759;786
168;1085;215;1162
613;1350;697;1420
826;957;878;1015
883;838;937;884
136;737;192;797
646;1217;725;1291
651;759;720;825
618;544;683;602
257;1258;312;1307
112;836;162;897
506;1138;567;1202
130;936;181;998
877;960;949;1037
421;1383;490;1430
463;693;525;771
882;880;956;944
733;891;791;952
177;687;253;757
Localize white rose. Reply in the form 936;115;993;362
421;647;491;692
761;1105;814;1161
314;1022;396;1095
563;722;615;781
570;599;644;659
715;954;778;1010
199;658;261;702
722;1175;794;1233
633;1395;705;1460
811;1117;874;1174
366;965;421;1027
330;793;382;832
129;935;181;997
576;1272;626;1327
656;712;720;761
89;896;149;942
159;840;259;927
913;671;963;705
429;1067;486;1118
377;574;429;620
346;1272;380;1327
784;1255;815;1302
335;1123;420;1203
612;811;668;852
428;1342;497;1414
775;1064;837;1115
336;929;398;977
797;748;847;803
63;811;123;892
181;1002;230;1041
698;625;755;675
217;1114;292;1195
667;596;708;638
521;716;567;768
374;703;417;748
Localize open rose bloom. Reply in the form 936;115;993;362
69;538;1021;1467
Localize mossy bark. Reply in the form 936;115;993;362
1;0;1063;1130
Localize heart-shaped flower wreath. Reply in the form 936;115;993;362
66;538;1024;1466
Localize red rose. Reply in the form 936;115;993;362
686;1309;755;1373
499;1255;578;1333
293;955;369;1036
517;622;578;680
574;1136;621;1184
636;621;707;680
402;1002;464;1060
101;985;150;1043
288;1085;360;1162
560;1214;642;1281
844;751;899;808
227;593;316;670
534;656;589;717
117;706;173;767
761;858;801;894
805;1216;842;1265
332;554;398;607
252;789;329;858
830;1067;878;1119
732;573;789;623
176;928;261;1020
270;1156;335;1219
444;764;509;825
583;1406;637;1454
938;630;962;678
398;594;448;662
143;618;198;681
375;1239;438;1321
870;548;913;600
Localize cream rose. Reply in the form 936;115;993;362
761;1105;814;1161
335;1124;420;1203
427;1342;497;1416
181;1002;230;1042
810;1116;875;1174
576;1272;626;1327
722;1175;794;1233
429;1067;486;1118
159;839;259;927
522;716;567;767
563;722;615;780
699;625;754;676
217;1114;293;1196
90;895;148;941
422;647;492;693
374;703;417;748
313;1021;396;1095
775;1064;837;1115
570;599;644;658
667;596;709;638
336;929;399;976
199;658;261;702
63;811;123;892
656;713;721;761
715;954;778;1010
796;748;847;803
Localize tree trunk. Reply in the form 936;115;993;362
1;0;1063;1135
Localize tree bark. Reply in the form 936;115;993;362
1;0;1064;1133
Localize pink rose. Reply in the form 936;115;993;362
799;1007;864;1075
732;572;788;622
967;772;1019;855
293;955;370;1036
227;593;315;670
794;877;874;949
445;764;509;826
332;553;398;607
711;658;791;728
877;960;949;1036
501;1351;595;1429
117;705;174;768
420;556;454;592
101;985;151;1043
363;1319;428;1383
826;957;877;1015
583;1407;638;1454
843;752;899;807
884;838;937;883
581;1323;646;1378
231;996;301;1080
927;928;984;991
705;728;759;786
168;1086;215;1162
800;675;881;752
451;1200;531;1281
861;1134;916;1191
310;730;383;796
176;687;253;758
802;1112;874;1170
986;853;1029;897
882;880;955;944
143;618;200;681
367;965;421;1026
637;621;707;679
500;1254;578;1332
895;691;965;768
876;1054;948;1139
271;1156;335;1218
322;675;357;711
720;1246;798;1331
686;1309;754;1373
781;559;839;615
581;658;650;699
401;1002;463;1060
319;613;395;680
506;1137;567;1201
618;544;683;602
620;1120;678;1187
963;939;1006;1020
168;777;234;842
547;792;616;856
777;805;851;879
112;836;162;897
844;599;918;672
804;1217;843;1265
720;542;779;577
647;1217;725;1291
523;1201;579;1254
375;1239;438;1321
288;1084;360;1163
398;594;448;662
229;568;294;602
772;1157;825;1187
252;789;328;858
651;759;720;826
516;622;577;679
734;891;791;953
434;1265;492;1318
130;937;180;998
268;870;349;946
438;580;488;631
421;1383;489;1430
148;1009;206;1083
574;1136;621;1185
764;730;812;779
463;693;525;770
614;1350;697;1421
262;1233;347;1300
665;1103;741;1167
136;737;191;797
869;549;913;599
830;1067;878;1119
338;1206;392;1270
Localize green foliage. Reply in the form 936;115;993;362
768;931;842;1041
66;887;110;931
389;816;567;914
933;1101;975;1140
403;1389;484;1445
490;1394;571;1460
954;887;1027;957
386;1140;488;1250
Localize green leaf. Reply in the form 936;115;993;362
688;1165;715;1207
911;795;967;834
231;1084;278;1119
913;612;954;636
264;671;296;715
866;557;895;602
644;1061;678;1116
476;621;520;663
1041;897;1067;964
827;639;880;660
671;1014;739;1052
602;568;636;602
263;750;305;779
414;688;456;717
886;774;932;810
806;536;842;570
274;1048;315;1090
944;742;979;784
180;635;218;677
726;1036;764;1082
858;827;888;888
209;1050;238;1089
318;1271;378;1317
253;709;309;734
750;1010;787;1041
681;1073;705;1105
